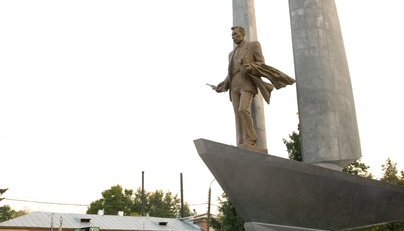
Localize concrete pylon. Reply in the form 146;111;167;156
289;0;361;170
232;0;267;151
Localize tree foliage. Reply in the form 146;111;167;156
380;158;404;185
146;189;188;218
216;192;244;231
0;188;28;222
0;205;28;222
342;159;374;179
283;131;301;161
132;187;150;216
210;217;222;231
86;185;133;215
86;185;191;218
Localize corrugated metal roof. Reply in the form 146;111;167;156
0;212;202;231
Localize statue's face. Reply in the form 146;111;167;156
232;29;244;45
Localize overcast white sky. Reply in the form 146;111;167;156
1;0;403;215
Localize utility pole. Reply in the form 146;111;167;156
141;171;145;216
207;179;216;231
180;173;184;218
49;213;54;231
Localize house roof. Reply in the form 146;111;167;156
0;212;202;231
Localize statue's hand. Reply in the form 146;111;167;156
216;81;228;93
244;64;253;73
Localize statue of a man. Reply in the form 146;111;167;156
215;26;295;150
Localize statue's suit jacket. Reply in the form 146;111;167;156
224;41;265;101
223;40;295;104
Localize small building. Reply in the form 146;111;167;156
0;212;202;231
189;213;217;231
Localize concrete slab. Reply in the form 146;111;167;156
194;138;404;230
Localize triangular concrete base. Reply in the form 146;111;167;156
194;138;404;230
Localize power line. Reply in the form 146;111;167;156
188;203;219;207
4;198;218;209
4;198;88;207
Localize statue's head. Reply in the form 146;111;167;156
231;26;246;45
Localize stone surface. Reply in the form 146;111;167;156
288;0;361;170
194;138;404;230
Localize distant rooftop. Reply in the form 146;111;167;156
0;211;202;231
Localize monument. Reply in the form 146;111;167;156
195;0;404;230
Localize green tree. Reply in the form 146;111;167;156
86;199;104;214
0;205;28;222
148;190;177;217
131;187;150;216
86;184;134;215
283;131;301;161
210;217;222;231
0;205;13;222
87;185;192;218
132;188;192;218
380;158;404;185
342;159;374;179
0;189;28;222
216;192;244;231
181;202;192;218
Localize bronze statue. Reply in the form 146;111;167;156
211;26;295;150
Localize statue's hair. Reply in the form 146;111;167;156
231;26;246;36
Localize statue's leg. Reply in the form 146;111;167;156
231;88;243;145
238;89;257;146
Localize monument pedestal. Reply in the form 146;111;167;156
237;144;268;154
194;138;404;231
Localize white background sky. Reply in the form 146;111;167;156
1;0;403;215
